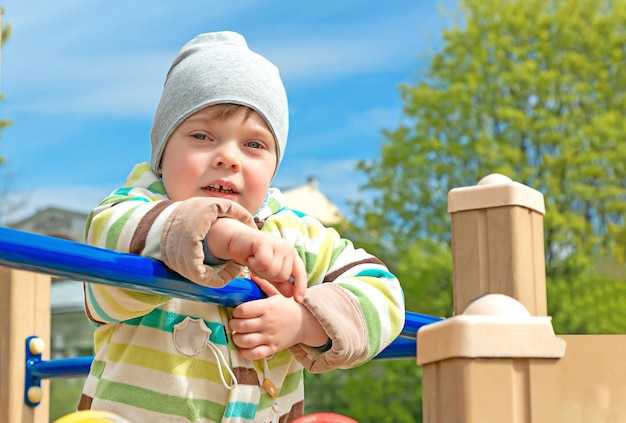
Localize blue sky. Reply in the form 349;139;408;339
0;0;455;223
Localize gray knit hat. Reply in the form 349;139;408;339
150;31;289;174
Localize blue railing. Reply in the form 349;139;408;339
0;226;443;406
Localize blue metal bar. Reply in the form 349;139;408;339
29;354;95;379
0;226;445;399
0;226;262;307
376;338;418;360
23;311;439;384
0;226;442;337
25;333;422;384
401;311;443;338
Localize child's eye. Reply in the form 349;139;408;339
246;140;262;149
193;133;208;141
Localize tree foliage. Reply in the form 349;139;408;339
0;16;14;225
305;360;424;423
0;16;11;166
306;0;626;420
354;0;626;324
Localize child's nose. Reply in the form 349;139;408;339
212;143;242;171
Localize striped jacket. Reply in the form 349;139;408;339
79;163;405;422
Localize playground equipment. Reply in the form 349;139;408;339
1;174;625;422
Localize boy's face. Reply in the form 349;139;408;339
159;105;277;214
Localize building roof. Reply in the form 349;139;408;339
9;206;88;242
281;177;344;226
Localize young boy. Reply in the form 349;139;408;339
78;31;405;422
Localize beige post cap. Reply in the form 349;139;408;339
448;174;545;214
417;294;565;365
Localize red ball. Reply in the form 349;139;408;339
291;412;359;423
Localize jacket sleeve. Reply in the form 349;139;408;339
261;212;405;372
84;190;256;324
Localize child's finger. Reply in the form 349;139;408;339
290;260;308;303
250;273;297;299
272;281;295;298
249;273;281;297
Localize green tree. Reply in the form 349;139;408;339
0;13;10;166
305;359;424;423
355;0;626;331
306;0;626;420
0;15;14;224
49;378;87;421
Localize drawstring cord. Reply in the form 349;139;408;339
172;317;237;391
262;356;279;398
206;340;238;391
269;402;281;423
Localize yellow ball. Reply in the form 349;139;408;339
29;337;46;355
26;386;43;404
53;410;131;423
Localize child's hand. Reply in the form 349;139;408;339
229;294;328;360
231;230;307;302
206;219;307;302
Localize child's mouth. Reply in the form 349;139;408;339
205;184;236;194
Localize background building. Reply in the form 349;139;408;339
282;177;344;226
9;206;93;359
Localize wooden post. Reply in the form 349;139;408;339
418;174;559;422
448;174;547;316
419;175;626;421
418;294;566;423
0;267;51;423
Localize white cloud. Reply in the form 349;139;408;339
0;0;451;227
261;11;445;85
5;51;169;116
1;0;442;117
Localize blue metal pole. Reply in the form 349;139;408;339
0;226;446;393
29;355;94;379
375;338;418;360
401;311;443;338
0;226;442;336
0;226;263;307
25;333;430;379
22;311;440;384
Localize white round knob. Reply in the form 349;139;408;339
478;173;512;185
464;294;531;317
27;386;43;404
29;337;45;355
